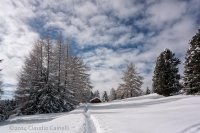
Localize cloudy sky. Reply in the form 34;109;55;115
0;0;200;99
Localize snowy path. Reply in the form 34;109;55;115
83;104;97;133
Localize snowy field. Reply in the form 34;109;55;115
0;94;200;133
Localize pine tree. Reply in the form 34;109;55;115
0;60;9;122
109;88;116;101
145;87;151;95
94;90;100;98
152;48;181;96
118;62;144;99
0;60;3;95
183;29;200;94
102;91;109;102
89;91;95;100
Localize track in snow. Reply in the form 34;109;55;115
84;104;97;133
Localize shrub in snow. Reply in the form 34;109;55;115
183;29;200;94
152;48;181;96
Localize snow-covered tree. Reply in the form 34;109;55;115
152;48;181;96
0;103;9;122
94;90;100;98
15;39;48;114
102;91;109;102
109;88;116;101
0;60;9;122
70;56;92;103
116;85;124;99
0;60;3;95
183;29;200;94
15;34;91;114
117;62;144;99
145;87;151;95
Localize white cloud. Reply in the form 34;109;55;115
0;0;200;98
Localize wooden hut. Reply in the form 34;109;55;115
90;97;101;103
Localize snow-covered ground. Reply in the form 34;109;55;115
1;94;200;133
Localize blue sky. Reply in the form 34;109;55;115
0;0;200;99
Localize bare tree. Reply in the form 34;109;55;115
15;34;92;114
116;62;144;99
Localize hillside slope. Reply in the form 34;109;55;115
0;94;200;133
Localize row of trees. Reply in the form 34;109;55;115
153;29;200;96
99;28;200;99
0;59;8;122
14;34;92;115
106;87;151;102
95;62;145;102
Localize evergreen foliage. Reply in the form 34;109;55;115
183;29;200;94
94;90;100;98
152;48;181;96
0;60;3;95
145;87;151;95
101;91;109;102
0;60;8;122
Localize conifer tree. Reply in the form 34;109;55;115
183;29;200;94
0;60;3;95
15;34;91;114
152;49;181;96
102;91;109;102
109;88;116;101
0;60;8;122
89;91;95;100
94;90;100;98
70;56;92;103
118;62;144;99
15;40;47;114
145;87;151;95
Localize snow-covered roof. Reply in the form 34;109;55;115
90;97;101;102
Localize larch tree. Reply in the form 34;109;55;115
15;40;46;114
118;62;144;99
109;88;116;101
15;34;92;114
70;56;92;103
152;48;181;96
183;29;200;94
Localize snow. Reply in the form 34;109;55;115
195;47;200;50
1;94;200;133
